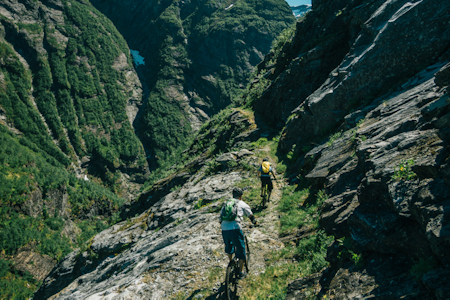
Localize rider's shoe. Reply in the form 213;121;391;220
260;194;263;197
238;271;247;279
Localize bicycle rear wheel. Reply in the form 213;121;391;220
225;259;238;300
262;186;268;207
244;236;250;273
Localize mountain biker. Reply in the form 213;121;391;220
257;157;276;201
219;187;257;279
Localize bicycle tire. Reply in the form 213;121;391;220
261;185;268;207
225;259;238;300
244;235;250;273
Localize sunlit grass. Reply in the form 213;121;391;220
238;183;333;299
240;230;332;299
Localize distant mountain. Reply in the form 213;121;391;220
88;0;296;170
290;4;311;18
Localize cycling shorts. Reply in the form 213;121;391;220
222;229;246;259
261;176;273;191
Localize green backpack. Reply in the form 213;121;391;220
220;198;239;221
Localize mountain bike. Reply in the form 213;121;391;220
261;182;271;208
225;235;251;300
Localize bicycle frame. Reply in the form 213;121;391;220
225;235;250;300
261;182;270;207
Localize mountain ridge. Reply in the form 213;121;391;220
88;0;296;169
34;0;450;298
1;0;450;298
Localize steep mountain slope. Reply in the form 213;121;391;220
248;0;450;298
0;0;296;297
88;0;296;169
0;0;148;189
34;108;277;299
0;0;148;297
32;0;450;299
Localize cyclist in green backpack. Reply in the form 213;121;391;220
220;187;257;279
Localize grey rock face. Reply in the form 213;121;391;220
215;152;237;165
61;220;81;244
88;0;295;168
35;168;250;299
289;0;450;146
13;247;56;282
256;0;450;147
300;62;450;297
254;0;450;297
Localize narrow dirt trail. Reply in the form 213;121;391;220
235;146;287;295
204;145;288;299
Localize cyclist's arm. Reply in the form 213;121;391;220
249;214;257;225
271;171;277;180
241;202;257;225
269;168;277;180
219;206;224;223
240;201;253;216
241;202;256;223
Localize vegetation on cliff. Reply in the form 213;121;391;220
89;0;296;170
3;0;450;298
0;123;125;298
0;0;148;297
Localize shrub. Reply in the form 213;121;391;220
327;131;342;146
392;159;417;181
410;257;439;280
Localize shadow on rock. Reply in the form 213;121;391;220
184;282;227;300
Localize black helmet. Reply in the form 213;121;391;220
232;187;244;198
263;157;269;162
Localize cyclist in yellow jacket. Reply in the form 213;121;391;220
257;158;276;202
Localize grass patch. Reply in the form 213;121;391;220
278;185;310;236
171;265;223;299
392;159;417;181
240;230;333;299
237;183;333;299
327;131;342;146
410;256;439;280
336;237;364;267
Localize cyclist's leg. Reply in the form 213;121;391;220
260;177;264;197
230;229;246;273
238;258;245;274
267;178;273;201
222;230;235;262
262;177;270;201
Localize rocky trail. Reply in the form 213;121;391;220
243;178;285;275
201;145;289;298
35;141;292;299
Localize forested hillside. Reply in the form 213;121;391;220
89;0;296;170
34;0;450;299
0;0;147;297
0;0;148;191
0;0;297;298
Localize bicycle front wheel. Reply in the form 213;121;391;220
225;259;238;300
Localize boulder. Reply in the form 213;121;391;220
215;153;237;165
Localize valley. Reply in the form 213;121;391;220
0;0;449;299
